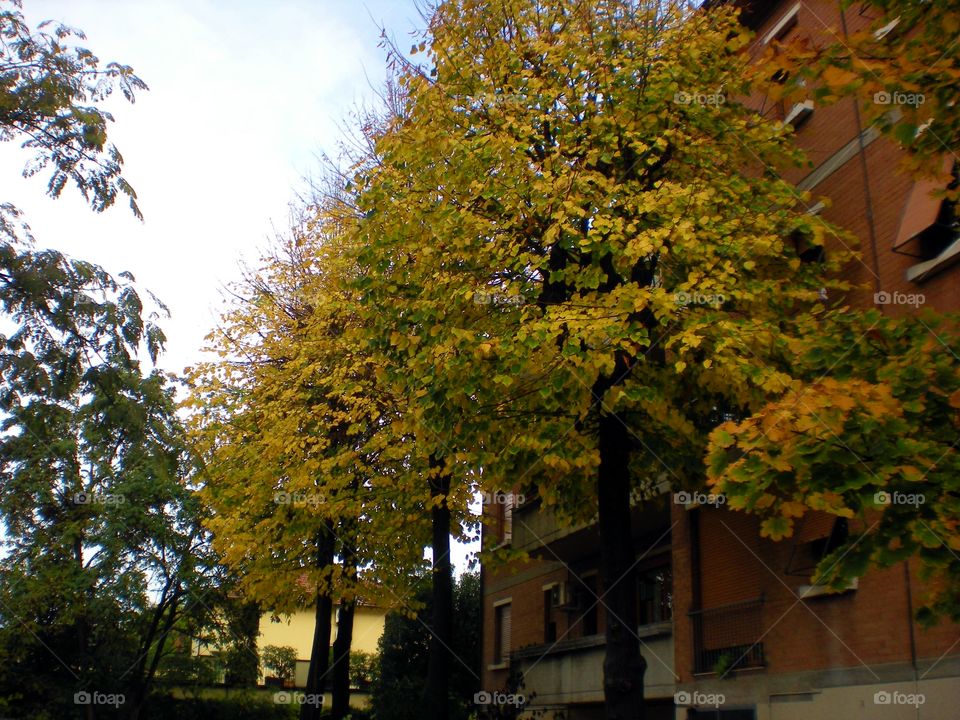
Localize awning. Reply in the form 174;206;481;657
893;157;953;250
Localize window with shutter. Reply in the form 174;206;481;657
494;602;512;664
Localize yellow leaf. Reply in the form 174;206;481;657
781;501;806;518
822;65;860;89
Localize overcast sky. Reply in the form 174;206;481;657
1;0;423;376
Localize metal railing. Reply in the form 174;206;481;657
689;597;765;674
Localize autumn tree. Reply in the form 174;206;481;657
706;308;960;622
187;201;429;720
348;1;856;717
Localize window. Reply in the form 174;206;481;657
543;588;557;643
491;492;514;546
578;574;599;637
790;201;827;264
760;4;807;125
786;516;857;596
895;160;960;282
493;601;512;665
638;565;673;626
688;710;756;720
761;3;799;47
503;493;514;543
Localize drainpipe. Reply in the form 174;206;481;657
903;560;920;720
840;5;883;299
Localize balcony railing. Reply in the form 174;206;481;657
689;597;765;674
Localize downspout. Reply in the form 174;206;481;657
903;560;920;720
840;6;883;297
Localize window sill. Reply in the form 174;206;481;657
906;237;960;283
798;577;858;599
784;100;814;128
636;620;673;639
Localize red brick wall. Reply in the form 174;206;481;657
673;0;960;680
673;502;960;681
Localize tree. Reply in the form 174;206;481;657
219;594;262;687
0;6;221;719
706;308;960;623
0;0;146;217
0;237;220;720
370;572;480;720
348;1;855;717
186;201;430;720
348;651;379;691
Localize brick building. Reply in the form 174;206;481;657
479;1;960;718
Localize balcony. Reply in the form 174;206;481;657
689;597;765;675
511;624;676;706
511;494;671;563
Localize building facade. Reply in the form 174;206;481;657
480;1;960;718
258;603;386;688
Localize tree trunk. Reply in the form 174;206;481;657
331;522;357;720
330;598;356;718
423;458;452;720
596;377;645;720
302;526;336;720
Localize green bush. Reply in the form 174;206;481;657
261;645;298;682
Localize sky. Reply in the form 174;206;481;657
1;0;424;375
1;0;479;571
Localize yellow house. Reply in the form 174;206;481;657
259;602;386;688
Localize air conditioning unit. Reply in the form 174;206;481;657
548;583;565;608
551;582;583;611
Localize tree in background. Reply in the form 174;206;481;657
186;200;430;720
370;572;480;720
219;595;262;687
348;651;379;692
